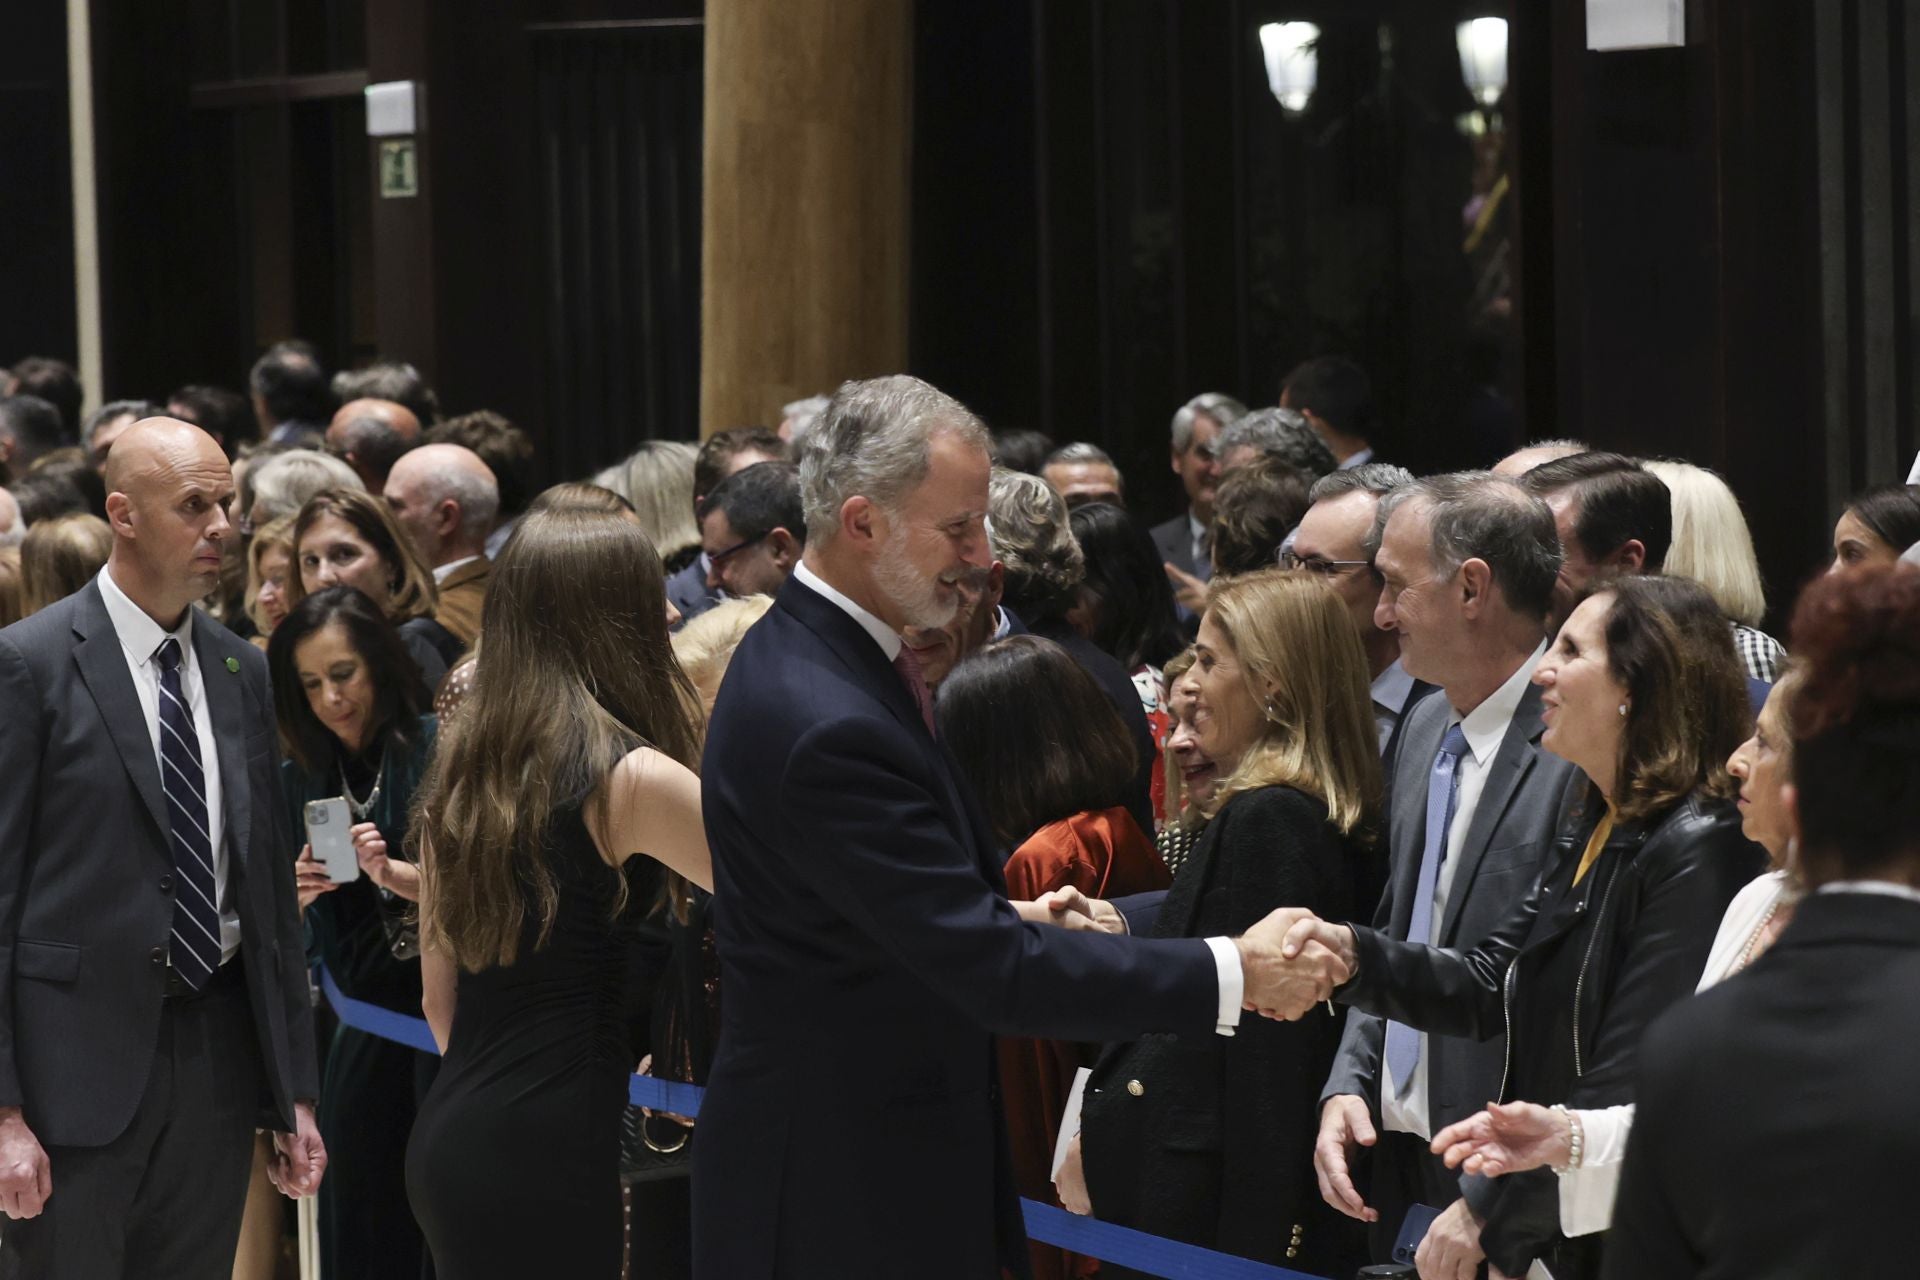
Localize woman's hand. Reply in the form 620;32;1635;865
1430;1100;1569;1177
1053;1133;1092;1216
352;822;420;902
294;845;337;912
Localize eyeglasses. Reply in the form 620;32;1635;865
706;530;770;568
1278;549;1371;576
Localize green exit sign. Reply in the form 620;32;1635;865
379;140;419;199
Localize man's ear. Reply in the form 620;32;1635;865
1458;557;1493;616
105;490;136;538
435;498;463;540
840;496;880;549
985;560;1006;608
767;528;803;569
1170;442;1185;475
1610;539;1648;575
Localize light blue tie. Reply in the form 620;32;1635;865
1384;723;1470;1098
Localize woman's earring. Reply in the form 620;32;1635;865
1618;704;1629;717
1264;698;1280;723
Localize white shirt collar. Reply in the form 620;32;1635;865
432;554;482;584
1816;880;1920;906
1187;512;1207;543
793;560;902;660
97;565;195;668
1452;640;1547;766
1370;659;1416;716
1337;447;1375;470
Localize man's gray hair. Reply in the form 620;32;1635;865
1308;461;1415;505
1369;471;1562;622
248;450;364;524
987;467;1084;618
782;395;832;444
1171;392;1248;452
796;376;989;543
1044;441;1117;469
1216;407;1337;478
415;456;500;538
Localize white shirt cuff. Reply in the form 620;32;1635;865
1203;936;1243;1036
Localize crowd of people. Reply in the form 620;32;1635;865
0;345;1915;1280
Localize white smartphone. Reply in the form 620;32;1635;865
304;797;362;883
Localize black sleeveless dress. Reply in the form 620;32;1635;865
406;801;654;1278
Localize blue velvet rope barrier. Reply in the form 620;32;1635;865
318;966;1328;1280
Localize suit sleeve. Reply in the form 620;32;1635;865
1338;865;1548;1042
0;637;44;1108
1320;836;1401;1113
779;716;1218;1042
256;662;319;1104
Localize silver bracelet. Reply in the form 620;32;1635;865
1550;1103;1585;1174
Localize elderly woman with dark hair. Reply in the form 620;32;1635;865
1283;575;1766;1280
938;634;1172;1280
269;585;437;1280
990;468;1157;834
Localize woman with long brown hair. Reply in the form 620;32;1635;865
404;507;713;1280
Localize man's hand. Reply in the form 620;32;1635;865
1237;908;1352;1021
1164;562;1209;615
1053;1132;1092;1215
1314;1094;1379;1222
1431;1100;1568;1177
1038;887;1127;935
352;822;420;902
1413;1198;1485;1280
269;1102;327;1199
0;1108;51;1220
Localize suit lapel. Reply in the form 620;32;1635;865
1385;697;1446;936
1439;682;1548;939
194;613;250;867
70;583;170;842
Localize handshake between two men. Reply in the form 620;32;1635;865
1027;888;1358;1022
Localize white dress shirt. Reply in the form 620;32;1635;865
431;554;482;584
791;561;1245;1035
1382;641;1547;1140
97;567;242;963
1370;660;1418;754
1186;513;1208;576
1336;447;1376;470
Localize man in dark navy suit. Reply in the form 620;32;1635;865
692;376;1349;1279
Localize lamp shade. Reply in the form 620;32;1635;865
1456;17;1509;108
1259;22;1321;115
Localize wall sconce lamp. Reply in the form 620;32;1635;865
1259;21;1321;117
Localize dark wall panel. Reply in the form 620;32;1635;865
0;1;76;373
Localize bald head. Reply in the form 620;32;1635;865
1491;439;1589;480
101;418;235;622
327;398;422;489
384;442;500;567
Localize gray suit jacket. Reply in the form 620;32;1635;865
0;581;318;1147
1321;680;1581;1135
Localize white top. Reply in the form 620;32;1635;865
96;567;241;963
1383;642;1548;1141
1370;659;1418;754
431;554;482;584
1555;869;1795;1236
790;562;1247;1036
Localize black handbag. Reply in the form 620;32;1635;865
619;888;719;1187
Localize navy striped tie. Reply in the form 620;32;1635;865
155;639;220;989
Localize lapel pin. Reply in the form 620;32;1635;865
225;656;240;673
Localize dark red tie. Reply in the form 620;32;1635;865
892;646;937;736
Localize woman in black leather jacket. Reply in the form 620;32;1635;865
1298;576;1765;1280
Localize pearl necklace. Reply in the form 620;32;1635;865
1734;898;1782;974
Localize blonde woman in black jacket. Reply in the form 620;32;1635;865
1282;575;1764;1280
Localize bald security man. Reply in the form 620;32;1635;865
0;419;324;1277
384;442;499;646
326;397;422;490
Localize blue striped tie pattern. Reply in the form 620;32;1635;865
155;639;220;989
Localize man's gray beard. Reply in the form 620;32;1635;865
873;525;959;630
